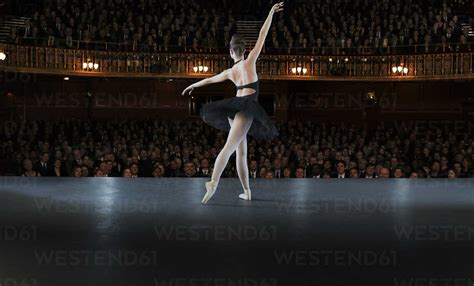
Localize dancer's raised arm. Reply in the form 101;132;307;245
247;2;284;63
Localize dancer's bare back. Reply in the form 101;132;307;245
230;60;259;97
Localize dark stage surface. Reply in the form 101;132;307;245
0;178;473;286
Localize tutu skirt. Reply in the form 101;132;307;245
199;93;279;141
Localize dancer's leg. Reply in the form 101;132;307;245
236;136;252;200
228;117;251;195
202;112;253;204
211;111;253;184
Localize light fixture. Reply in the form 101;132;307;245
366;91;377;104
344;57;349;62
392;65;409;76
193;64;209;73
329;58;333;62
292;65;307;76
64;77;70;81
0;52;6;61
367;91;376;100
82;60;99;71
193;65;209;73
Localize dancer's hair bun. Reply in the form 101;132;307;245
230;34;246;56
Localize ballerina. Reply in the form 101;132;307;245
182;2;283;204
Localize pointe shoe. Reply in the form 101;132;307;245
202;180;217;205
239;189;251;201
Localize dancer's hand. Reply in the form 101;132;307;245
271;2;284;14
181;84;195;96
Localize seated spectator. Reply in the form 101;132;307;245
72;166;82;177
349;168;359;178
81;166;89;177
34;152;51;176
152;166;164;177
379;167;390;179
259;167;267;178
265;171;274;179
409;171;419;178
130;163;140;178
22;159;41;177
321;172;331;179
333;161;348;178
196;158;212;177
362;164;376;179
295;167;305;178
182;162;197;177
283;167;292;178
447;169;456;178
123;168;132;178
393;167;404;178
49;159;68;177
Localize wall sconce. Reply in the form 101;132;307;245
366;91;378;105
193;65;209;73
392;65;409;75
291;66;307;75
83;60;99;71
0;52;6;61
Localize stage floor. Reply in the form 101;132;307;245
0;177;473;286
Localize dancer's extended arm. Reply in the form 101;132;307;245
181;69;231;96
247;2;284;63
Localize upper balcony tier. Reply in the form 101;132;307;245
0;43;473;81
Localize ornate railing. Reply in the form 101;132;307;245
0;43;473;80
13;36;474;56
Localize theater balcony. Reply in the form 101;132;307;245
0;43;473;81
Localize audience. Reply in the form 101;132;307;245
0;119;473;179
7;0;473;54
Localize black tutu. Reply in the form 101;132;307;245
199;80;279;141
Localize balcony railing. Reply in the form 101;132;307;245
10;36;474;56
0;43;473;80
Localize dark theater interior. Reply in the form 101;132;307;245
0;0;473;285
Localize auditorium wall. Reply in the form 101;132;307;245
1;73;473;122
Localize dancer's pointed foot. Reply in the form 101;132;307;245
239;189;251;201
202;180;217;205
